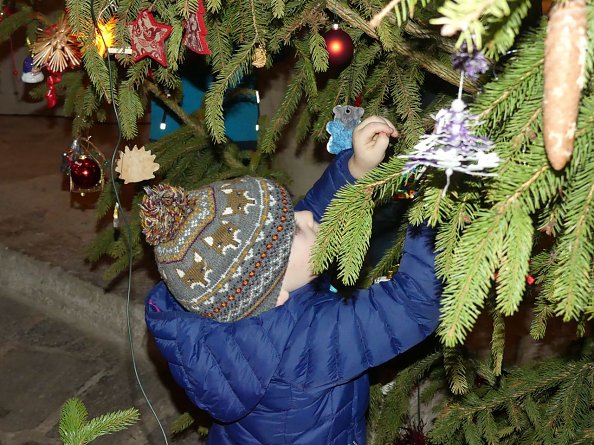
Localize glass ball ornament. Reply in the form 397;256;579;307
324;23;354;66
70;156;102;189
64;138;106;195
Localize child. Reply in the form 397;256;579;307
141;116;441;445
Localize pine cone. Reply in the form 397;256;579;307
543;0;587;170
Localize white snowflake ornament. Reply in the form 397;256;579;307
401;99;501;195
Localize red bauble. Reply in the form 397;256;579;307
0;4;15;23
324;24;354;66
70;156;102;189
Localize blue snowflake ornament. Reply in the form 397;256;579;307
326;105;364;154
401;99;500;195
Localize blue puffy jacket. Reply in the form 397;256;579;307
145;150;442;445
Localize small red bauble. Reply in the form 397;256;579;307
70;156;102;189
324;24;354;66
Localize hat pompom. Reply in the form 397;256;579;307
140;184;195;245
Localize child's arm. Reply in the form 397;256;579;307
278;223;441;390
296;116;398;221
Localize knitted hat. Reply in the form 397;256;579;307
140;177;295;322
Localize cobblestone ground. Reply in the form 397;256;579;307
0;290;205;445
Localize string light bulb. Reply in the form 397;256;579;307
159;110;167;130
95;17;117;57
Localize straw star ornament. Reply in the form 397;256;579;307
32;15;81;72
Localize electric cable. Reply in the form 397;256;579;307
89;3;170;444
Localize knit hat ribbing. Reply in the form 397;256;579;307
140;177;295;322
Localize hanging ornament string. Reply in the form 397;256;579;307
323;0;354;67
400;44;499;196
249;0;266;67
325;7;362;156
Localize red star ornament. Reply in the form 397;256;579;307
183;0;210;55
127;10;172;66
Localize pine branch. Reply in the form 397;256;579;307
208;19;233;74
483;0;532;59
474;24;545;131
59;399;88;444
311;155;410;279
259;58;306;153
333;1;479;93
389;60;425;148
59;398;139;445
438;209;505;347
430;352;594;445
81;49;113;103
309;31;329;72
118;84;144;139
443;346;469;395
175;0;199;18
0;4;35;44
495;204;532;316
371;350;443;442
271;0;285;18
335;195;375;283
489;305;505;376
205;41;257;143
145;80;203;133
364;216;408;285
551;174;594;321
430;0;529;53
434;193;479;281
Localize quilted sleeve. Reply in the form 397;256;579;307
145;283;294;423
279;223;442;390
294;149;356;222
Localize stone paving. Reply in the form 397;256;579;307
0;289;205;445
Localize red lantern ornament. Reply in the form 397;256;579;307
63;138;106;195
324;24;354;66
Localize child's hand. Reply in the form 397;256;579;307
349;116;399;179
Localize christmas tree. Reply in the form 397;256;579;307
1;0;592;443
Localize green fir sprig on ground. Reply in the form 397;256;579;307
59;398;139;445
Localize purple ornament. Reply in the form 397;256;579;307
451;42;489;81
